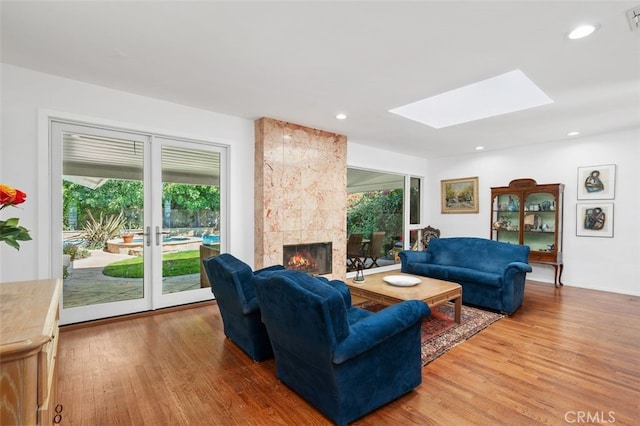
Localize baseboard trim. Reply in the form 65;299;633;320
60;300;217;331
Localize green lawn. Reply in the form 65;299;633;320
102;250;200;278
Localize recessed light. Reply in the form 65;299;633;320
568;24;597;40
336;113;347;120
475;146;485;151
567;131;580;136
389;69;553;129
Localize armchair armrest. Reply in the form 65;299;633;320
324;279;352;307
504;261;533;275
502;261;533;287
399;250;430;263
254;264;285;275
243;297;260;314
332;300;430;364
399;250;432;272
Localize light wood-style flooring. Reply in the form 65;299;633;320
58;281;640;425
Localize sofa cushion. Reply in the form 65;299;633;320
446;266;502;288
428;237;529;275
405;262;449;281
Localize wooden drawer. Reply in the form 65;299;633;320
0;353;39;425
529;251;556;263
38;322;59;406
1;279;61;426
38;360;59;426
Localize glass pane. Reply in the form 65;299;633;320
523;192;557;252
62;133;144;308
410;176;421;224
346;168;404;271
492;193;520;244
161;146;221;294
409;229;419;249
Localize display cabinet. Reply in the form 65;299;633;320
490;178;564;286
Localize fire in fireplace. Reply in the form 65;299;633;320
283;242;332;275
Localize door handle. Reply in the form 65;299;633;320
156;226;161;246
144;226;151;247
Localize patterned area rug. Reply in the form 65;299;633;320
359;302;504;366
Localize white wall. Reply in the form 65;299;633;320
348;141;427;178
0;64;255;281
427;131;640;295
3;63;638;296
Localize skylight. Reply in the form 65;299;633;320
389;69;553;129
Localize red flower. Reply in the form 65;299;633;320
13;189;27;204
0;183;31;250
0;184;27;208
0;184;16;204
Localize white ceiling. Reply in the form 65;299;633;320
2;1;639;159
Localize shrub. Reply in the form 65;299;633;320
81;211;127;249
63;243;91;261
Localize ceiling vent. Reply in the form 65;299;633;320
626;6;640;31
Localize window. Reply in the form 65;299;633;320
347;168;423;271
410;176;421;224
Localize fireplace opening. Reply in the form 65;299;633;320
283;242;332;275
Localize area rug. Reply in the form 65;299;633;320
359;302;504;366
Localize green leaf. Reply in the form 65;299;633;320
0;218;32;250
3;238;20;250
4;217;19;227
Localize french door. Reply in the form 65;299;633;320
52;121;226;324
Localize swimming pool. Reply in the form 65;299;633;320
106;235;203;255
131;236;191;244
202;234;220;245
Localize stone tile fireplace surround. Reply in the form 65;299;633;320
254;117;347;280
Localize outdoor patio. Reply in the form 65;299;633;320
63;249;201;308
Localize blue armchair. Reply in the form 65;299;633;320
202;253;285;361
254;270;431;426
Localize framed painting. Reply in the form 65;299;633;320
576;202;614;237
577;164;616;199
441;177;479;214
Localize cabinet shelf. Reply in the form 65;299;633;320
491;178;564;287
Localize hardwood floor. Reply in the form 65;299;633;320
57;281;640;425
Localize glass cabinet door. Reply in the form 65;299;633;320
492;193;521;244
522;192;556;253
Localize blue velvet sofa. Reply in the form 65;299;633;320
254;270;431;426
202;253;285;361
399;237;532;314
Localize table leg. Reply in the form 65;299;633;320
453;296;462;324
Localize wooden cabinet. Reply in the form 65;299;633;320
490;179;564;286
1;279;62;425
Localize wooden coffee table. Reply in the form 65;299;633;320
346;271;462;323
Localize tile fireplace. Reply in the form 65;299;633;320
254;117;348;280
